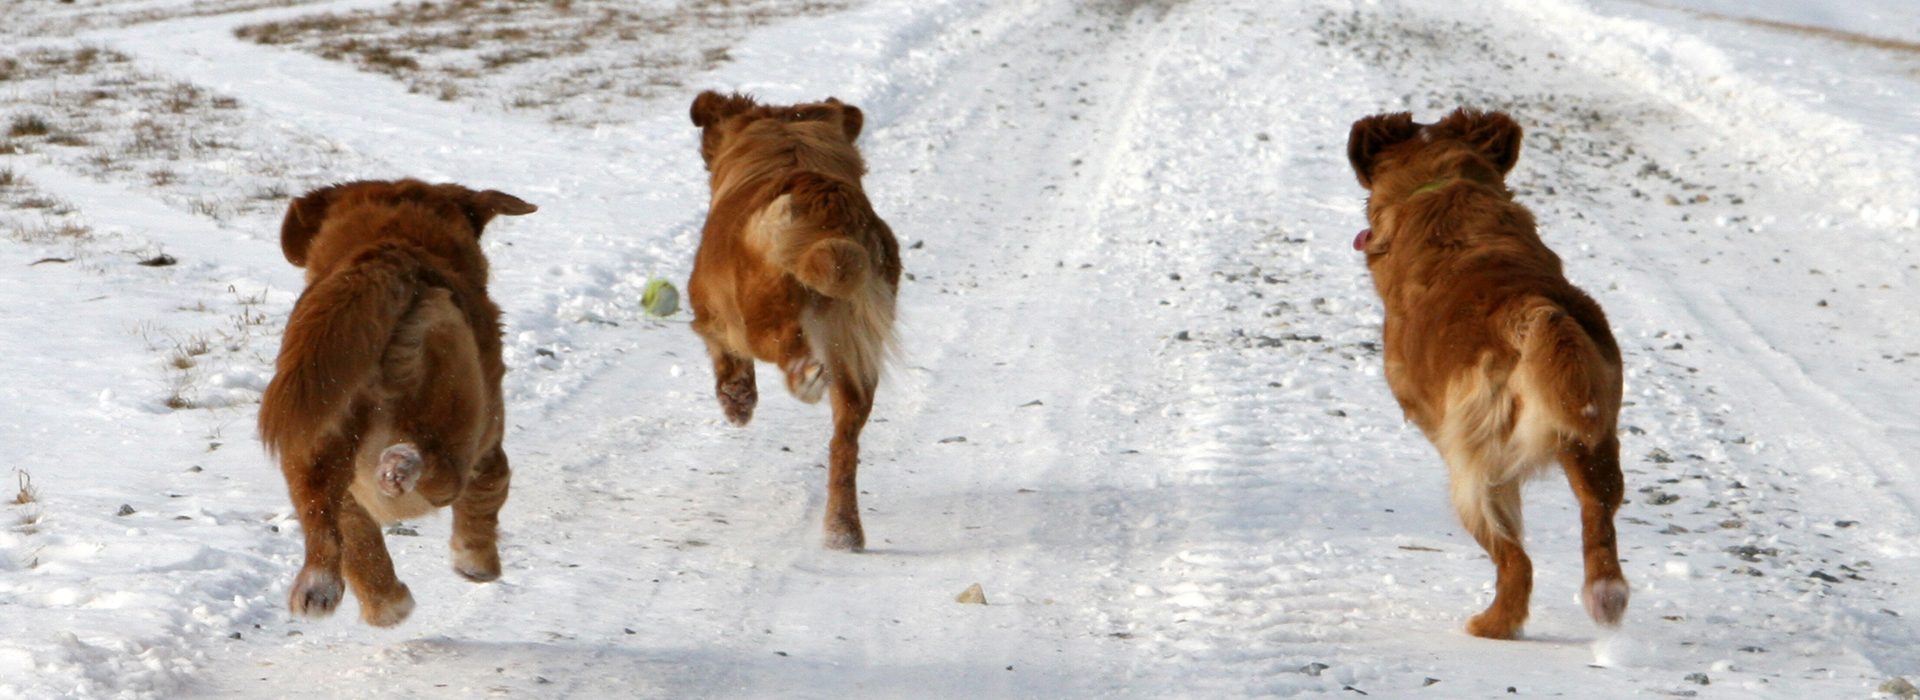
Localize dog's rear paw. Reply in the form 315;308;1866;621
784;358;828;404
377;443;422;497
1583;577;1630;627
288;567;344;619
361;584;415;627
718;375;757;426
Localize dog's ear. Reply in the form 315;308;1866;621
461;188;537;235
826;98;864;142
1440;108;1523;175
1347;112;1420;189
690;90;755;128
279;185;344;267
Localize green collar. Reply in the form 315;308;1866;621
1409;177;1455;196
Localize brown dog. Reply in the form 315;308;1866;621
687;91;901;551
259;179;535;626
1347;109;1627;639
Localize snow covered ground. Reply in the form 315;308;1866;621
2;0;1918;697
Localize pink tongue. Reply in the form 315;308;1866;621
1353;228;1371;251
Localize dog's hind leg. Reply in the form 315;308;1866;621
285;436;358;619
449;445;511;582
821;371;873;551
338;496;414;627
1454;471;1533;640
1560;434;1628;627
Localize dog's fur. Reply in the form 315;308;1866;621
1347;109;1627;639
688;91;901;551
259;179;534;626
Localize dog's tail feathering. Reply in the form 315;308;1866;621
754;171;881;300
749;171;898;390
1509;297;1620;443
258;246;425;465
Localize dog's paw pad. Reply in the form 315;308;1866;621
718;376;758;426
1584;577;1630;627
784;359;828;404
377;443;422;497
288;568;344;618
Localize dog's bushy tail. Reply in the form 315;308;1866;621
748;171;898;390
1509;297;1621;443
751;172;878;299
259;246;423;465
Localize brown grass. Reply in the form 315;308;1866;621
233;0;851;120
7;115;52;138
11;471;33;506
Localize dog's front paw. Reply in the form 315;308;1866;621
452;544;501;583
783;358;828;404
361;583;415;628
377;443;423;497
718;375;758;426
289;567;344;618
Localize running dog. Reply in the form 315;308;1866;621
687;91;901;551
260;179;535;626
1347;109;1627;639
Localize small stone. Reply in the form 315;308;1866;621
1300;662;1329;677
1685;672;1710;685
1835;520;1859;528
1174;330;1191;341
137;253;178;267
1879;677;1918;699
939;436;968;445
1423;678;1440;687
1646;448;1674;464
386;524;420;537
228;632;242;640
955;583;987;605
1809;570;1843;583
116;504;136;516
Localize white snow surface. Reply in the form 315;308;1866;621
2;0;1919;697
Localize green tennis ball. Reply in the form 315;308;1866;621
642;278;680;318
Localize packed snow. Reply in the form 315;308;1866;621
2;0;1917;697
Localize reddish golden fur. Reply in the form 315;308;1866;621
688;91;901;551
259;179;534;626
1348;109;1627;639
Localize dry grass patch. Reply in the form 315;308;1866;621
11;471;34;506
236;0;854;123
0;44;344;225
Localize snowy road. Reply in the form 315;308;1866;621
3;0;1919;697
